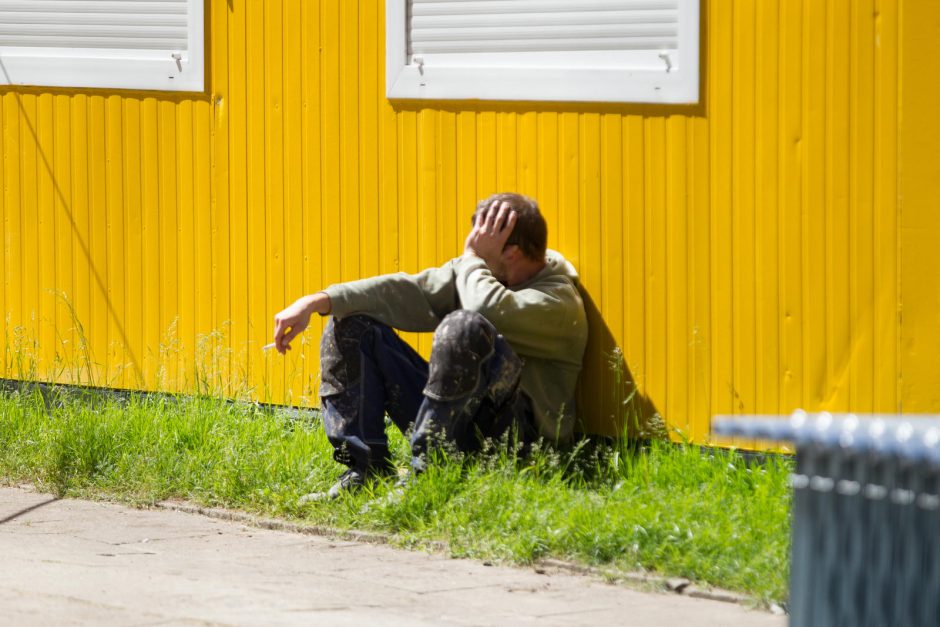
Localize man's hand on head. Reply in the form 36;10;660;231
272;292;331;354
464;200;518;270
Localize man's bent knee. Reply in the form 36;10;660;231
424;310;496;401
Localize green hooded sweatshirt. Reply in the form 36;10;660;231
322;250;589;443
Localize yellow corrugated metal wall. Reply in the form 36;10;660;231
0;0;936;443
899;1;940;413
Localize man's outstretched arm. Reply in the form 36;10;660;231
272;292;332;354
272;262;460;354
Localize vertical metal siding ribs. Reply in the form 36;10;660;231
0;0;929;443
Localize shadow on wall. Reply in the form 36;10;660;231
576;289;662;440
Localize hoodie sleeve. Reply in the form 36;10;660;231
453;255;583;361
322;262;460;332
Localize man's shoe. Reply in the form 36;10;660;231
327;468;367;498
298;468;366;504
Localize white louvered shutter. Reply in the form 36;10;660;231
0;0;204;92
387;0;699;103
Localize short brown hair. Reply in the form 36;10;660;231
472;192;547;261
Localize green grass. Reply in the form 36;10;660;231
0;386;791;604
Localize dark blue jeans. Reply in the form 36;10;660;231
319;310;536;472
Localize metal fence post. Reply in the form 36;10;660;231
713;413;940;627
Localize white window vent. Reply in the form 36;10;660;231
0;0;204;92
387;0;699;104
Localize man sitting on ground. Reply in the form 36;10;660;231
272;192;588;498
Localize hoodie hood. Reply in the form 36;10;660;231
545;249;580;282
517;249;579;290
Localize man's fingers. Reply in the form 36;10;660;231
276;326;299;354
466;199;519;260
273;318;288;353
274;314;299;353
279;327;301;352
494;201;511;233
484;200;499;234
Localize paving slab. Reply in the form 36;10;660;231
0;487;785;626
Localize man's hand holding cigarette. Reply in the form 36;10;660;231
271;292;332;355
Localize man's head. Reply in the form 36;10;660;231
472;193;547;262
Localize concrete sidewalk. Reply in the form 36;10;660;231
0;487;785;626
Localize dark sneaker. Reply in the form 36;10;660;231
298;468;366;504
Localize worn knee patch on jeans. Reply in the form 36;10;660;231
319;315;378;397
424;310;496;401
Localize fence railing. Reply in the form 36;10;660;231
713;412;940;627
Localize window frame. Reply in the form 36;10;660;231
386;0;700;104
0;0;205;93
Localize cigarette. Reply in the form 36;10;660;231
262;342;277;351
